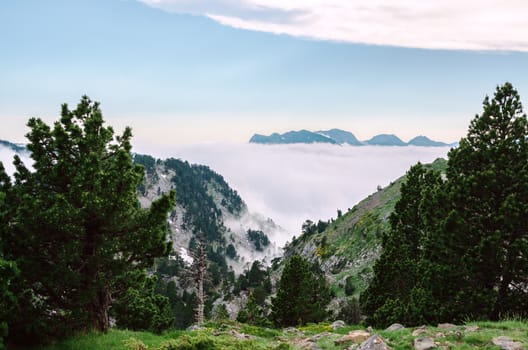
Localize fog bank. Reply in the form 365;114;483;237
139;143;451;242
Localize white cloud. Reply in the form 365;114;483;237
139;0;528;51
139;142;450;244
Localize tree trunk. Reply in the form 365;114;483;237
196;276;205;326
89;287;111;332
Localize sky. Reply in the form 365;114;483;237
1;0;528;145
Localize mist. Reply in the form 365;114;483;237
139;143;451;242
0;146;32;177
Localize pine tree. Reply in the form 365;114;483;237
435;82;528;320
0;164;17;350
361;163;442;327
3;96;175;343
271;255;330;327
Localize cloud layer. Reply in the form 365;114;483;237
142;143;450;242
139;0;528;51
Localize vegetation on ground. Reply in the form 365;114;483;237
15;319;528;350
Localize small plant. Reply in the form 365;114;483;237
123;337;149;350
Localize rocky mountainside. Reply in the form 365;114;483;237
249;129;454;146
134;154;286;275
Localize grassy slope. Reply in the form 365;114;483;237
21;320;527;350
284;158;448;298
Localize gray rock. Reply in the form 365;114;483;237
492;336;525;350
412;325;428;337
385;323;405;331
437;323;457;329
464;325;480;332
296;339;323;350
335;330;371;345
187;324;205;331
359;334;392;350
413;337;437;350
332;320;346;330
283;327;304;336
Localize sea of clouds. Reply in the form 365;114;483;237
140;143;451;245
1;142;451;246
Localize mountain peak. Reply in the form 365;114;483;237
249;129;453;147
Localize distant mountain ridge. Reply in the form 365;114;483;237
249;129;455;147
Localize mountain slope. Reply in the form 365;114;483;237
407;135;449;147
249;129;453;146
250;130;337;144
364;134;406;146
134;154;285;275
279;158;448;308
316;129;362;145
0;139;26;153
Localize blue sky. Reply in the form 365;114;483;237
1;0;528;146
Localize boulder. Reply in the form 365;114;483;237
332;320;346;330
413;337;437;350
412;326;428;337
492;336;524;350
385;323;405;331
359;334;392;350
295;338;323;350
335;330;371;345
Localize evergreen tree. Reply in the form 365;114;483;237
0;164;17;349
3;96;175;343
271;255;330;327
111;273;173;334
363;82;528;325
237;292;265;325
432;82;528;320
361;163;442;327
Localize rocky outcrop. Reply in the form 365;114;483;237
335;330;371;345
492;336;525;350
413;337;437;350
359;334;392;350
385;323;405;331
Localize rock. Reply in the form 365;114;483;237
228;330;255;340
385;323;405;331
412;326;428;336
310;332;334;342
296;338;323;350
437;323;457;329
492;336;524;350
283;327;304;336
335;330;372;345
359;334;392;350
464;325;480;332
332;320;346;330
413;337;437;350
187;324;205;331
446;330;462;339
435;332;445;338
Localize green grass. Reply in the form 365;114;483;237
15;319;527;350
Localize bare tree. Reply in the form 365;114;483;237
188;236;208;326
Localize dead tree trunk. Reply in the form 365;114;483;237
191;239;208;326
